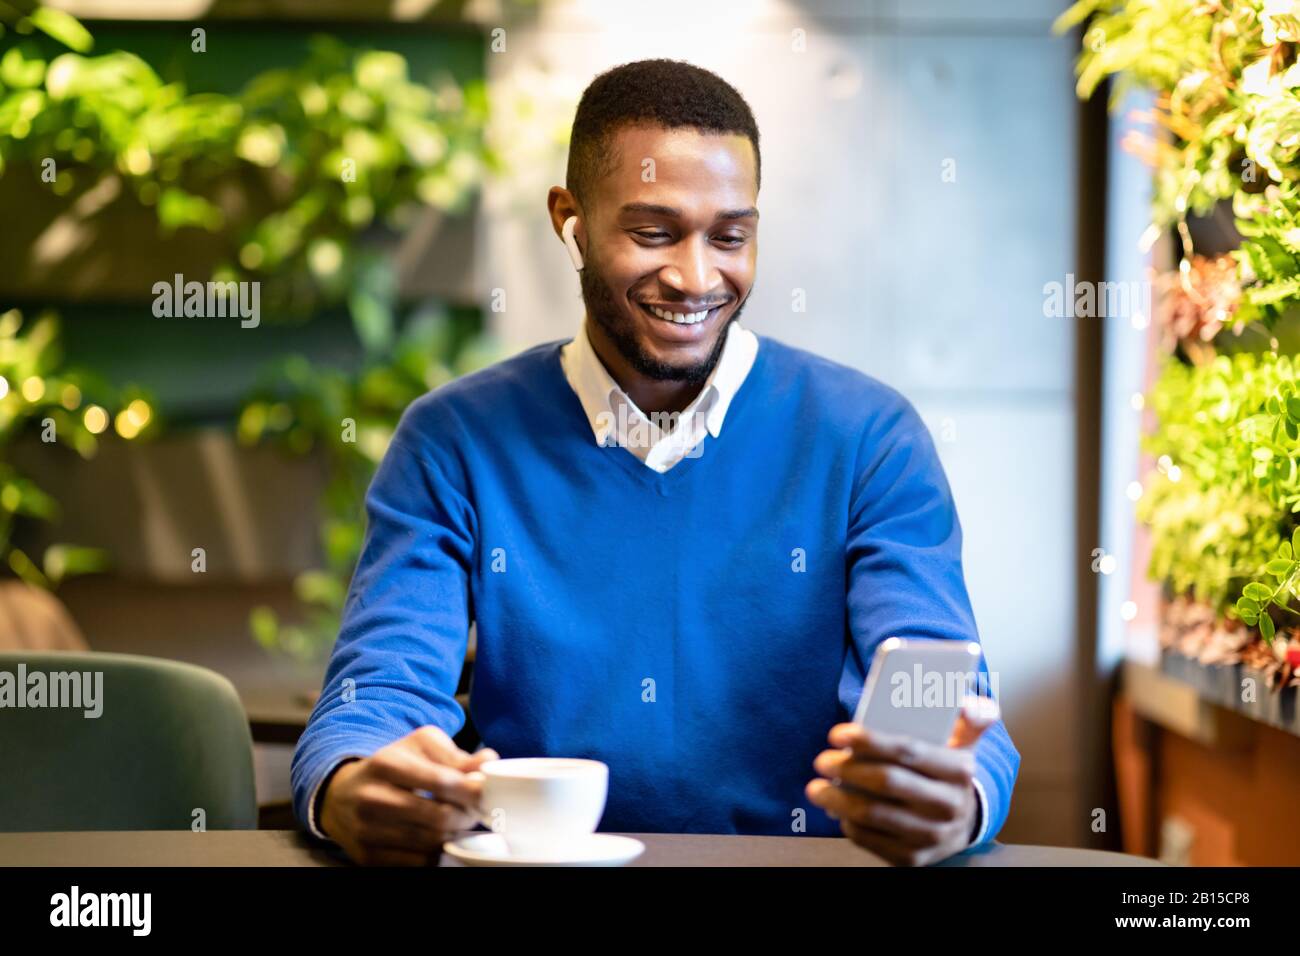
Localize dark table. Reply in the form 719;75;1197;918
0;830;1164;867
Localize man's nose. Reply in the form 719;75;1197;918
659;233;724;299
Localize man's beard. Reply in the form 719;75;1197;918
580;261;745;385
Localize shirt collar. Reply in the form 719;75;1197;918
560;319;759;446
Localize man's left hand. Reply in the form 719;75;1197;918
805;697;999;866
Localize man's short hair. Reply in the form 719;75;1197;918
566;58;761;214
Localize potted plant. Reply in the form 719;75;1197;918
1060;0;1300;728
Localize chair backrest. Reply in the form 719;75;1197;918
0;581;89;652
0;651;257;830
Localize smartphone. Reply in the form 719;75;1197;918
852;637;983;745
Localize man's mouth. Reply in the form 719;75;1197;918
635;301;725;327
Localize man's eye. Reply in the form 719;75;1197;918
634;231;744;245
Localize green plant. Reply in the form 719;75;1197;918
1063;1;1300;646
237;259;500;662
1138;352;1295;616
1;6;502;655
1;6;499;615
1137;341;1300;642
0;306;153;587
0;4;496;311
1056;0;1300;331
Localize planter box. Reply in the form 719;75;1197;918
1160;648;1300;738
10;429;327;582
0;169;478;305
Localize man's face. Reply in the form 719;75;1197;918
578;124;758;384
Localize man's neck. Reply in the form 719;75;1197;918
585;318;706;417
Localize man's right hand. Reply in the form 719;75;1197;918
319;726;499;866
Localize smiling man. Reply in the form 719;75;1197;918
292;58;1020;866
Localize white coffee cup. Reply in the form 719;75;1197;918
476;757;609;857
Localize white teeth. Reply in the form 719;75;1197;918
647;304;712;325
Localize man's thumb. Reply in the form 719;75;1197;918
948;695;1000;748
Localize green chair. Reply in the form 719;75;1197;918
0;651;257;831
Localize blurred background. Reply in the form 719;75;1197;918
4;0;1297;864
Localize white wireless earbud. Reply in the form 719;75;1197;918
562;215;585;272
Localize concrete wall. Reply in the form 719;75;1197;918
478;0;1085;845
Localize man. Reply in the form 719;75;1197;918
292;58;1020;866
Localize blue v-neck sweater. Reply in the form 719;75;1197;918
291;334;1020;842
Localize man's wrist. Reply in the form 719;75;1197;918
313;757;363;840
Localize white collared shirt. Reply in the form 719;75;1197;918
560;319;760;472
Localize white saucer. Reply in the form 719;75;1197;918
442;832;645;867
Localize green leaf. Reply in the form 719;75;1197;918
1052;0;1099;34
8;549;50;589
42;544;109;583
1266;557;1294;576
1244;583;1274;602
348;291;394;355
354;51;407;92
157;189;224;232
347;257;397;355
294;569;345;609
0;479;59;520
1247;276;1300;307
1260;612;1276;642
0;48;45;88
27;8;93;53
249;606;279;649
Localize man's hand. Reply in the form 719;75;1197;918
805;696;999;866
319;726;499;866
